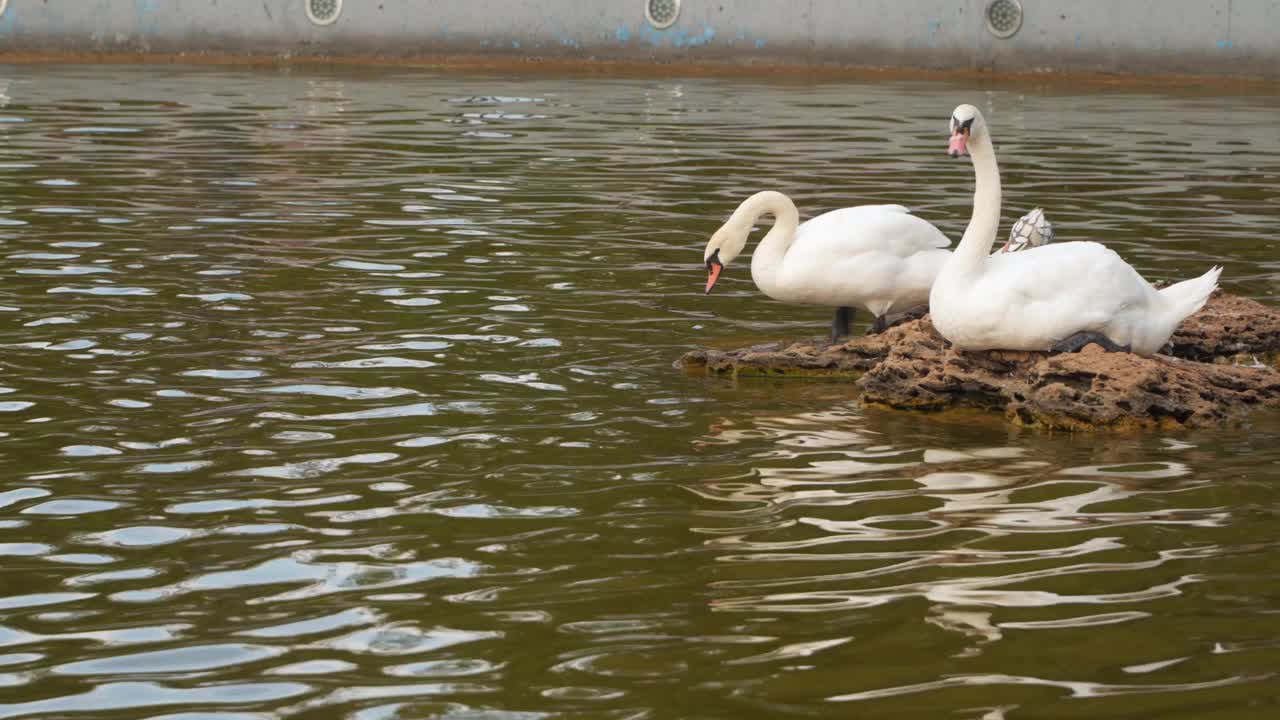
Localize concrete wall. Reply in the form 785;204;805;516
0;1;1276;79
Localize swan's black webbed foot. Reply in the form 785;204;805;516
1049;332;1131;354
866;306;926;335
830;306;855;343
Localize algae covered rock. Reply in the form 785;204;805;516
679;333;893;378
1166;291;1280;363
678;292;1280;430
857;319;1280;430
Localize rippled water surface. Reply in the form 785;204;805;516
1;65;1279;719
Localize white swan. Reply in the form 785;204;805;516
702;191;951;340
702;192;1058;341
929;104;1221;356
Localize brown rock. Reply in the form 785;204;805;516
1167;291;1280;363
859;319;1280;430
677;332;894;378
677;292;1280;430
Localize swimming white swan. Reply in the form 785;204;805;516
702;191;951;340
929;104;1221;356
702;192;1057;341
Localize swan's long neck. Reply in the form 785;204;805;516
952;131;1003;274
734;191;799;296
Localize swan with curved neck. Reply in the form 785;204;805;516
702;191;1056;341
703;191;952;339
930;104;1221;356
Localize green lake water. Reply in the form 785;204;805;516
0;65;1278;719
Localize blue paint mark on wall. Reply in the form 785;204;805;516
1217;39;1234;49
927;19;940;48
136;0;161;34
615;26;631;42
638;25;675;47
1074;32;1082;49
754;39;767;49
636;23;716;49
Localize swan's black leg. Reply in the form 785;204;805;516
1049;332;1131;354
831;306;855;343
866;305;927;335
900;304;930;322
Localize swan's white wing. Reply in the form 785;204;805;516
981;243;1143;315
955;241;1155;348
794;205;951;257
768;205;952;311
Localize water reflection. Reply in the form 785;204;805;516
0;65;1276;717
689;402;1278;713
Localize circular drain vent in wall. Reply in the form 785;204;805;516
645;0;681;30
306;0;343;26
985;0;1023;39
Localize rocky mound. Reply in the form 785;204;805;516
678;292;1280;430
1165;291;1280;362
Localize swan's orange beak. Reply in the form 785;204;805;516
948;129;969;157
705;261;723;294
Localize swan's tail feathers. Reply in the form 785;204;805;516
1158;265;1222;321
